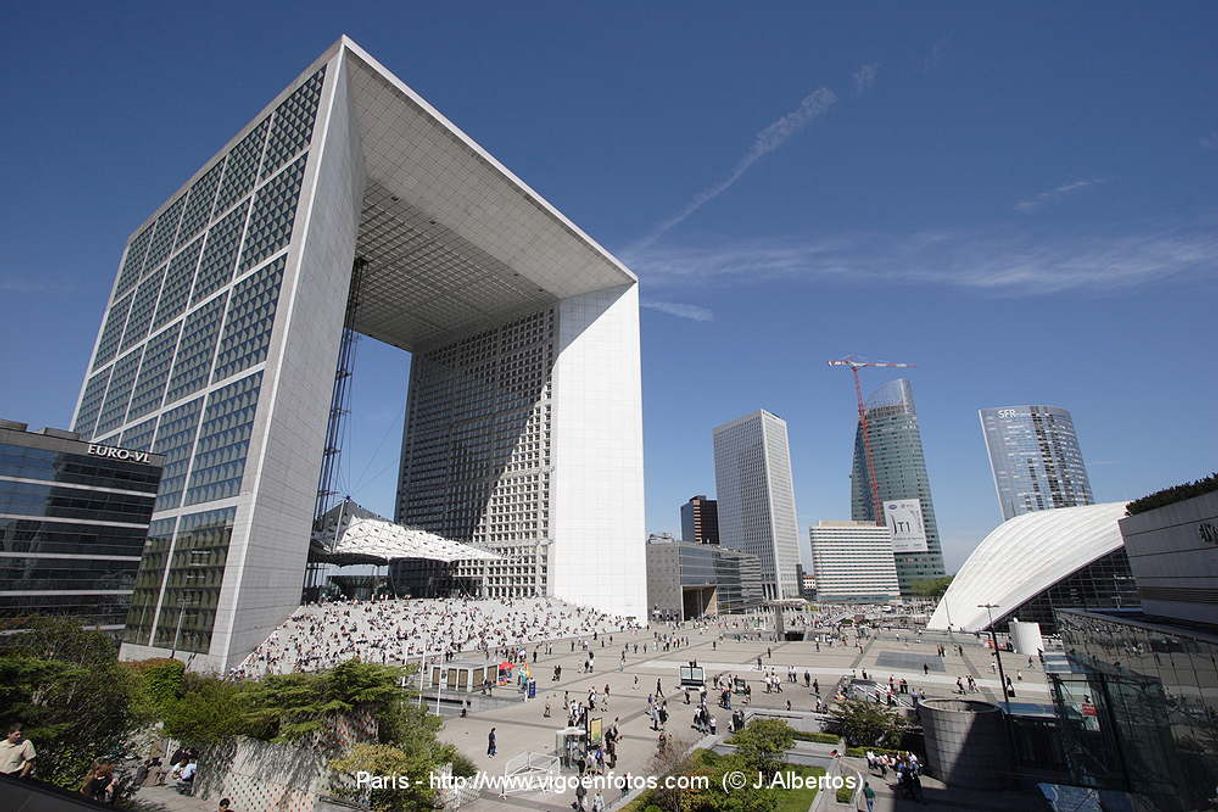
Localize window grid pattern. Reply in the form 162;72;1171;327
120;266;165;353
212;257;284;383
400;308;556;600
214;119;270;216
95;348;144;437
153;397;204;512
239;154;306;273
93;292;133;370
164;295;227;405
74;368;112;438
144;194;186;273
176;161;225;248
120;416;160;452
114;225;153;300
191;200;250;306
184;372;262;506
151;507;235;654
153;237;204;331
261;67;325;179
122;516;176;646
127;323;182;421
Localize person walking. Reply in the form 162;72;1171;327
487;727;497;758
863;780;877;812
0;723;35;778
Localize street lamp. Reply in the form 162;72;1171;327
978;603;1011;713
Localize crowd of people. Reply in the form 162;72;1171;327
233;596;636;677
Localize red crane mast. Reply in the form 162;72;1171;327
827;358;915;526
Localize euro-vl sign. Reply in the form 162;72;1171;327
87;443;150;464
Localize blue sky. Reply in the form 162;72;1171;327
2;3;1216;571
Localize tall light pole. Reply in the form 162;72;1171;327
978;603;1011;713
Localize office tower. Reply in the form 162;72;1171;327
979;405;1094;521
809;521;900;601
70;37;644;671
680;494;719;545
0;419;164;632
713;410;801;599
850;379;946;594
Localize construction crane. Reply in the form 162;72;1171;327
827;357;915;526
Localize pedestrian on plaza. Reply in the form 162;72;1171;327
863;780;876;812
80;760;118;803
487;727;497;758
0;723;36;778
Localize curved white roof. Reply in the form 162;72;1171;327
928;502;1128;632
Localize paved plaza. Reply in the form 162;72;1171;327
436;615;1052;810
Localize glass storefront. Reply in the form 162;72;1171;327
1051;609;1218;810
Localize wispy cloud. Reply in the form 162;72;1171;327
640;300;715;322
1201;131;1218;150
628;86;838;253
629;226;1218;296
0;276;81;294
1015;178;1105;212
852;63;880;95
922;35;951;73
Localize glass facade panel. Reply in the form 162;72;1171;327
261;66;325;179
127;323;181;421
192;199;250;305
122;516;176;645
214;118;270;216
152;236;204;330
184;372;262;506
120;265;165;354
0;480;155;525
95;347;144;437
152;397;204;512
113;224;153;300
0;517;152;558
212;257;284;382
120;416;160;453
238;154;306;272
144;195;187;272
0;445;161;493
0;557;138;593
164;294;227;405
1053;609;1218;812
93;291;133;371
73;367;112;438
152;507;235;653
176;161;225;248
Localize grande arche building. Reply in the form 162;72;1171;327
70;37;646;671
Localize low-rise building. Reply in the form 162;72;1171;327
645;535;762;621
809;520;899;601
0;418;164;633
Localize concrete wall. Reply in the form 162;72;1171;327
1119;491;1218;626
918;698;1010;790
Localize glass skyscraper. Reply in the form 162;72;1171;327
979;405;1093;522
713;410;801;599
850;379;946;594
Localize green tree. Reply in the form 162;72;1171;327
828;699;907;748
0;618;141;789
330;743;441;811
731;718;795;778
910;576;954;599
160;673;249;747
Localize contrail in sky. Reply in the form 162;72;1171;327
629;86;838;253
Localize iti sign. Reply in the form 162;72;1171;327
884;498;928;553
